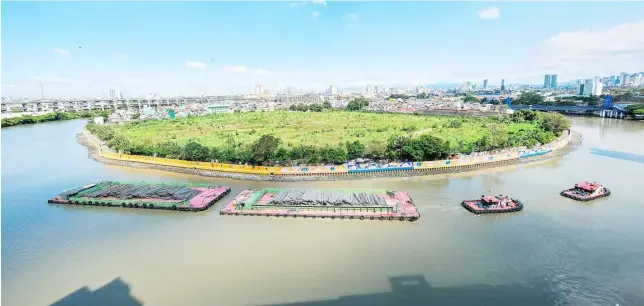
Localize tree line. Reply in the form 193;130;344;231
87;110;569;166
2;110;111;128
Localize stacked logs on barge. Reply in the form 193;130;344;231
560;181;610;202
48;181;231;212
461;195;523;215
220;188;420;221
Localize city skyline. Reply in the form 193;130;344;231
2;1;644;99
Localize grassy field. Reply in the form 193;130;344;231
112;111;538;149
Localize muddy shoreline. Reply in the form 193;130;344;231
77;131;582;182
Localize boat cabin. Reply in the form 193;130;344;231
574;181;602;192
480;195;513;207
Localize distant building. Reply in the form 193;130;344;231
582;79;593;95
483;79;488;89
610;75;617;85
550;75;557;89
253;84;263;95
544;75;551;88
287;86;298;95
620;72;628;86
500;79;505;91
328;85;338;95
366;84;375;95
206;104;231;114
593;81;603;96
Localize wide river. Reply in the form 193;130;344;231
2;117;644;306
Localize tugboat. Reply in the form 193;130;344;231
461;195;523;215
560;181;610;201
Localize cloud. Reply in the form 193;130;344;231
115;53;128;58
53;48;71;58
288;2;300;8
221;65;250;73
311;0;326;7
185;61;207;69
344;13;359;25
312;11;320;19
253;69;273;75
3;84;17;88
34;76;71;83
478;7;500;20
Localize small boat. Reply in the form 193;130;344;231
560;181;610;201
461;195;523;215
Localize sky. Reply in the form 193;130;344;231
2;1;644;99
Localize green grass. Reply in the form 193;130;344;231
113;111;537;149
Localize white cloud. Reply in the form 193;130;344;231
221;65;250;73
185;61;207;69
478;7;500;20
115;53;128;58
523;19;644;79
312;0;326;7
288;2;299;8
53;48;71;58
312;11;320;19
344;13;359;25
34;76;71;83
253;69;273;75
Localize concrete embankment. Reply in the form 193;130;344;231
77;130;581;182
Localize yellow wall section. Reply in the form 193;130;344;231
93;132;571;176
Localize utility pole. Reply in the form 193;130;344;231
39;80;44;100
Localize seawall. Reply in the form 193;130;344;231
77;130;580;182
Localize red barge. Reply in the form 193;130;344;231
461;195;523;215
560;181;610;201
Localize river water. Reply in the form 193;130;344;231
2;117;643;306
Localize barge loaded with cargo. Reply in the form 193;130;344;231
48;181;231;212
220;188;420;221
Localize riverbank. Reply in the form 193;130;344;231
77;129;581;182
1;110;110;128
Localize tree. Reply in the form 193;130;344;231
250;134;281;165
109;135;131;153
322;100;332;109
463;95;478;102
345;140;365;160
183;139;211;161
308;104;323;112
488;99;501;105
515;92;544;105
511;109;538;122
155;141;183;159
539;112;570;135
347;98;370;111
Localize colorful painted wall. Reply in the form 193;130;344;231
92;131;571;176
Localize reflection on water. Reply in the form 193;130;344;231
50;277;142;306
2;118;644;306
265;275;554;306
590;148;644;164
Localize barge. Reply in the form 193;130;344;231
461;195;523;215
220;188;420;221
560;181;610;201
48;181;231;211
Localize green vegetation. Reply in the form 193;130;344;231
88;110;569;165
463;95;479;102
2;110;111;128
289;102;332;112
346;98;370;111
625;104;644;116
513;92;545;105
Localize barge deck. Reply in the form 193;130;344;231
220;188;420;221
48;181;231;212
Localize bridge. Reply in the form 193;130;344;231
505;96;628;118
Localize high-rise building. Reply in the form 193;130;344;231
253;84;263;95
550;75;557;89
582;79;594;96
109;89;116;98
500;79;505;91
287;86;298;95
366;84;375;94
483;79;488;89
620;72;628;85
593;81;603;96
610;75;617;85
328;85;338;95
544;75;551;88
